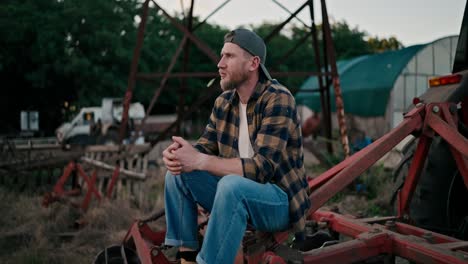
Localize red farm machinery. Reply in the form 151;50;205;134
93;75;468;264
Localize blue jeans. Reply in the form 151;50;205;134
164;170;289;264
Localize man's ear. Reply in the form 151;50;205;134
249;56;261;72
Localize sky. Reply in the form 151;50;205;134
156;0;467;47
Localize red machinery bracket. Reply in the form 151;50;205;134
122;221;171;264
42;161;101;210
306;210;468;264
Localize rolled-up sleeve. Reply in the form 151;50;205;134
241;91;294;183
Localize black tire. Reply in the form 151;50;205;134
94;245;140;264
392;136;468;239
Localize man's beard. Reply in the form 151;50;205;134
220;71;249;91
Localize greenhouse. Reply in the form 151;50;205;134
295;35;458;138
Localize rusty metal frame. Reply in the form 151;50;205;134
119;0;346;151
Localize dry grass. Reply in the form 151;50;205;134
0;169;167;264
323;164;395;217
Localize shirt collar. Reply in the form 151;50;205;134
228;80;270;105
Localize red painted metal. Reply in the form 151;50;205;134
43;161;101;210
76;164;101;200
309;106;424;212
397;135;432;217
303;232;391;263
53;161;75;194
80;170;99;210
308;104;424;193
308;210;468;264
106;165;121;199
393;221;460;244
261;252;287;264
427;105;468;156
123;221;172;264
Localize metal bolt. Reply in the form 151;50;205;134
151;248;159;256
432;105;440;113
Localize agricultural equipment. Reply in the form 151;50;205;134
94;2;468;264
94;91;468;263
41;144;152;212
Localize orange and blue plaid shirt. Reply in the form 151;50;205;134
194;79;311;232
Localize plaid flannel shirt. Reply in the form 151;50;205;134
194;79;311;232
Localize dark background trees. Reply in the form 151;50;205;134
0;0;402;136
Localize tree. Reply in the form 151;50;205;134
0;1;402;135
0;0;146;134
367;36;404;53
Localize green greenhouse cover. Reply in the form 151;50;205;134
295;44;426;117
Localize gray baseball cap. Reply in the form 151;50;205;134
224;28;272;81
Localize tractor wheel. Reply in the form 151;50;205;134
392;136;468;239
94;245;140;264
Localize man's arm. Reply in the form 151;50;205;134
193;97;222;155
172;136;243;176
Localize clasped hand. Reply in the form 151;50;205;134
162;136;202;175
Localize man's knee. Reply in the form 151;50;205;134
164;171;178;190
165;171;197;191
216;175;246;200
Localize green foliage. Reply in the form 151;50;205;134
367;36;404;53
0;0;142;133
0;1;403;135
330;21;372;59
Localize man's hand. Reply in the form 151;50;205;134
162;141;182;175
172;136;204;173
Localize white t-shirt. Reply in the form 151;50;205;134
238;102;254;158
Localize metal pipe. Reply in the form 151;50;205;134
119;0;150;144
309;0;332;153
321;0;350;157
271;0;309;28
264;1;309;42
